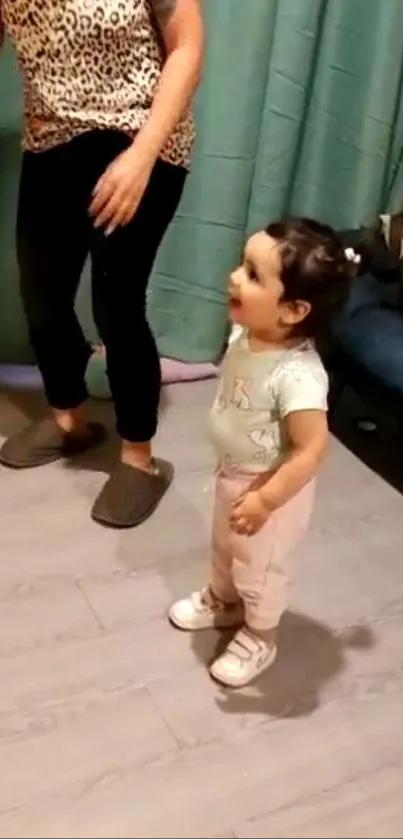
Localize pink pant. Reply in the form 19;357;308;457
209;470;314;632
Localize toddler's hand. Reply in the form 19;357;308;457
230;490;269;536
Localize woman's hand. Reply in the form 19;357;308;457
230;490;270;536
89;143;155;236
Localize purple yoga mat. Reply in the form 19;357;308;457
0;358;217;395
161;357;217;383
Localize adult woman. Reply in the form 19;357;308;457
0;0;204;527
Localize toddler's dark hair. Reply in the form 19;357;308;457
266;217;356;339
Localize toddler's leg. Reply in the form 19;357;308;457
210;481;314;687
169;474;244;631
209;473;241;604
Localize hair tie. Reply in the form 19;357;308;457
344;247;361;265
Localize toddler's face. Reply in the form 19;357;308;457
228;232;309;337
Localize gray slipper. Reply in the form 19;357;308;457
91;458;174;528
0;418;105;469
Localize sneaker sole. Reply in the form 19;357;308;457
0;451;66;469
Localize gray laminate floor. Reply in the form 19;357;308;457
0;380;402;838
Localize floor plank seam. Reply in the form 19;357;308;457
234;751;403;830
143;683;186;751
74;579;106;632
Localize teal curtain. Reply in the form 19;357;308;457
0;40;27;362
1;0;403;364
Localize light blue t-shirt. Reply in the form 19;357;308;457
207;327;328;473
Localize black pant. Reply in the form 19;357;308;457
17;131;187;442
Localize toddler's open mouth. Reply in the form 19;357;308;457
228;291;242;308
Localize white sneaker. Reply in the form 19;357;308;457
210;628;277;688
169;590;244;631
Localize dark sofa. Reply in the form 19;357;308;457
327;226;403;428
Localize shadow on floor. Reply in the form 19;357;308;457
0;385;46;429
190;611;374;719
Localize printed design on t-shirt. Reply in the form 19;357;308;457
278;356;325;386
230;378;253;411
269;354;327;409
246;426;279;464
287;361;304;382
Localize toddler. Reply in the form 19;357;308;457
169;217;359;688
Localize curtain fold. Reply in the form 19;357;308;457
247;0;403;230
148;0;279;362
152;0;403;361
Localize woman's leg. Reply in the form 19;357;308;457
0;142;103;468
90;154;187;527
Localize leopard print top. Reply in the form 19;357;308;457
2;0;195;167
